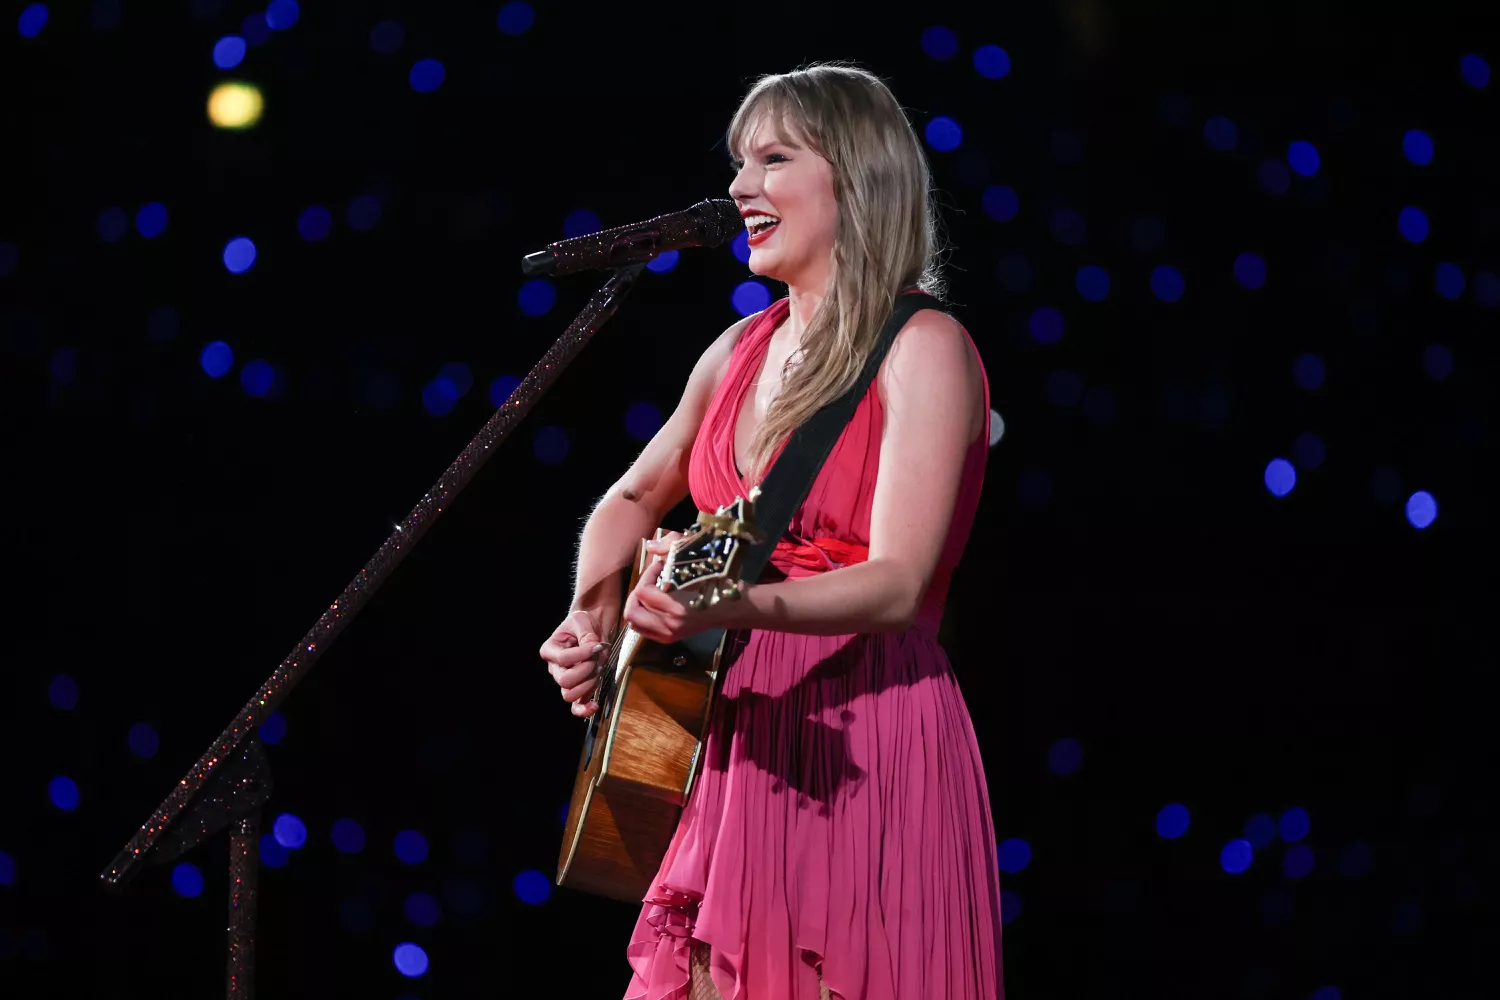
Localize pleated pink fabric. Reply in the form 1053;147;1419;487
623;297;1004;1000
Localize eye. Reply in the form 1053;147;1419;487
729;158;744;173
765;153;788;165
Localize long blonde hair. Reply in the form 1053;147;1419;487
728;63;945;482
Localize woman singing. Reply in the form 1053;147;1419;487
540;63;1004;1000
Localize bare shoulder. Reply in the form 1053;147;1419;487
878;308;984;413
692;311;757;389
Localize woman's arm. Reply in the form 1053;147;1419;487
569;315;753;632
626;310;984;642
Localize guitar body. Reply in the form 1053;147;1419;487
556;493;761;902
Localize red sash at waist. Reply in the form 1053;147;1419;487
768;534;871;576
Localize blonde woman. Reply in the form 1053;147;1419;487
540;64;1004;1000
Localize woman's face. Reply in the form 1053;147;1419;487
728;115;838;292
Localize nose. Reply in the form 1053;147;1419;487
728;163;757;204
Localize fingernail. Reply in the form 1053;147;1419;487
591;643;606;655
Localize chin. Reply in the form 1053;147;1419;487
746;251;787;284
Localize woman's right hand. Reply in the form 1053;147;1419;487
539;609;610;718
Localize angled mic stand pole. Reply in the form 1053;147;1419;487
99;262;650;999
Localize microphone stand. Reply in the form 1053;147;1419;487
100;262;650;999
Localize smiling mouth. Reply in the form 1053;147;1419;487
744;214;780;243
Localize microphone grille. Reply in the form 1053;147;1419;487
695;199;745;246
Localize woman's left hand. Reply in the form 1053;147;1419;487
623;534;721;644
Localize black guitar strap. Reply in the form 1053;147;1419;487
740;290;944;584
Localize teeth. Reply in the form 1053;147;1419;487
745;214;780;232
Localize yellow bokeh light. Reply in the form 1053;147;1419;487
207;82;264;130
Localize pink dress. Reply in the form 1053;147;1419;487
624;297;1005;1000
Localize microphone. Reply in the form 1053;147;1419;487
520;199;744;277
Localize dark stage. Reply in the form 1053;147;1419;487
0;1;1491;997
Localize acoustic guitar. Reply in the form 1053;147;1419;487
556;489;764;901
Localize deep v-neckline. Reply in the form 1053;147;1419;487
731;303;792;487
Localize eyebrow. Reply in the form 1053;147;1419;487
730;134;803;164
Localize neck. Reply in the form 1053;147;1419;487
783;270;830;344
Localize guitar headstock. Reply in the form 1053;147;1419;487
658;487;764;610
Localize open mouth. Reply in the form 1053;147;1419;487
745;213;780;244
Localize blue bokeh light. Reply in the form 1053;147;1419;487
438;361;473;398
172;862;205;898
513;868;552;904
1258;158;1291;195
273;813;307;849
92;0;121;31
1311;988;1342;1000
1203;115;1237;151
1293;432;1326;470
200;341;234;378
48;674;79;710
49;775;80;812
405;891;441;926
422;380;457;417
1028;306;1063;344
1293;353;1326;391
646;250;679;273
981;185;1018;222
1220;839;1253;874
393;942;429;978
1405;490;1438;530
297;205;332;242
564;208;601;238
732;280;772;317
18;4;48;38
997;254;1034;293
731;230;750;264
346;195;381;232
1050;209;1086;246
223;237;257;274
921;25;958;60
409;58;446;93
1244;813;1277;849
534;425;570;464
214;35;247;69
241;12;270;46
1278;807;1310;843
49;348;77;385
973;44;1011;79
1460;53;1491;89
98;207;128;243
1473;270;1500;308
330;818;365;854
240;360;274;398
1403;129;1434;166
1046;370;1083;408
1234;252;1267;290
1075;265;1110;302
1156;803;1190;839
1423;343;1454;382
1434;262;1465;299
370;19;405;54
395;830;429;865
258;709;286;745
1000;889;1022;925
519;279;556;316
625;402;662;441
1131;216;1165;252
261;833;291;867
1287;140;1320;176
1264;458;1296;497
489;374;521;406
265;0;299;30
1150;265;1185;302
1048;737;1083;775
136;202;168;239
1398;206;1429;243
925;117;963;153
1282;843;1315;879
128;722;160;759
997;838;1032;873
497;2;535;35
1339;841;1374;878
0;850;14;886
